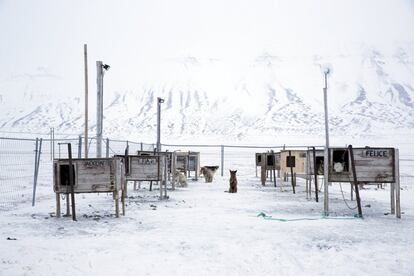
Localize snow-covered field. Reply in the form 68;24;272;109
1;155;413;276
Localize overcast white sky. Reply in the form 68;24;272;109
0;0;413;98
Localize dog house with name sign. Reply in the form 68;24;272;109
137;150;174;174
328;147;395;183
126;155;166;182
124;154;168;197
327;146;401;218
53;157;125;218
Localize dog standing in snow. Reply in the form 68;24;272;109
173;170;187;187
200;166;219;183
229;170;238;193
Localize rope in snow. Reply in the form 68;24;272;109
256;212;362;222
339;182;358;210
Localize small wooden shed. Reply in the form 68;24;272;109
53;157;125;217
174;151;200;180
306;148;324;176
326;146;401;218
280;150;307;177
328;147;396;183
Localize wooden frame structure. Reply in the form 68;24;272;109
258;151;280;186
124;154;168;198
174;151;200;180
327;146;401;218
305;147;324;201
53;157;125;218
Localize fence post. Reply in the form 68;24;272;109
32;138;42;206
78;136;82;159
32;138;39;206
106;138;110;158
221;145;224;177
50;128;53;160
395;149;401;218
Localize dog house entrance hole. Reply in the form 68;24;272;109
332;150;349;172
59;164;76;186
286;156;295;167
315;156;324;174
266;155;274;166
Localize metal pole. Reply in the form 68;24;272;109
32;138;39;207
84;44;89;158
50;128;53;160
106;138;109;158
395;149;401;218
156;97;164;152
52;128;55;160
78;136;82;159
221;145;224;177
323;71;330;216
96;61;103;157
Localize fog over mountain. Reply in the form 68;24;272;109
0;0;413;142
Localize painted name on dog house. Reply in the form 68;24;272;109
328;147;395;183
53;157;124;193
127;155;165;181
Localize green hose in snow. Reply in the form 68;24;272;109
256;212;362;222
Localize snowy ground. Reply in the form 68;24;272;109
1;164;413;276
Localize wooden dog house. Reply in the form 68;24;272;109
326;146;401;218
174;151;200;180
259;151;280;186
280;150;307;177
53;157;125;218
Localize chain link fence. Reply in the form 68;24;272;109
1;135;413;209
0;137;39;209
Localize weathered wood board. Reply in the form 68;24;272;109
188;153;200;172
127;155;165;181
306;149;324;175
328;147;395;183
280;150;307;175
53;158;124;193
256;152;280;170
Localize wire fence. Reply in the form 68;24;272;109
1;135;413;210
0;137;38;209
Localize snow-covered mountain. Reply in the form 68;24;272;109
1;44;414;142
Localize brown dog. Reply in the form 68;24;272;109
229;170;238;193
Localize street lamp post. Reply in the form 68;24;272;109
96;61;110;158
322;66;331;216
156;97;165;153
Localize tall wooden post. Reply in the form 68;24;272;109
313;147;319;202
395;149;401;218
68;143;77;221
84;44;89;158
289;150;295;194
348;145;362;217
